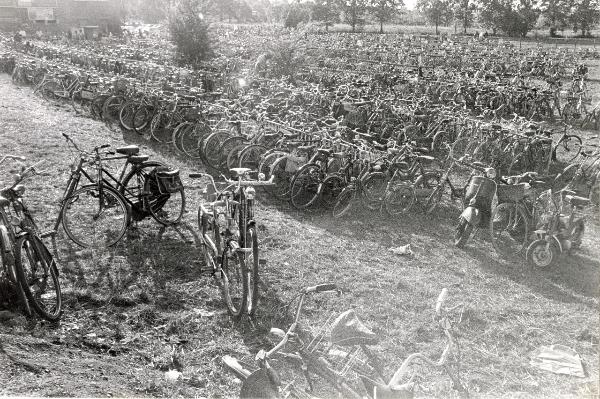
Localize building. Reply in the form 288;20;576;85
0;0;122;34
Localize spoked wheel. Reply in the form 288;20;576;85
332;186;355;218
143;172;186;226
320;174;345;209
289;164;322;210
425;182;445;215
102;95;126;124
200;209;221;275
239;145;267;171
245;227;260;316
14;234;62;321
384;184;416;217
454;217;473;248
201;130;231;170
490;203;529;257
269;156;294;200
553;135;582;164
180;122;210;159
361;172;386;211
61;185;129;248
221;245;248;320
526;239;559;268
0;229;32;317
119;101;139;131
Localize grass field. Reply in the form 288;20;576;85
0;51;598;397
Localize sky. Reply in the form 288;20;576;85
404;0;417;10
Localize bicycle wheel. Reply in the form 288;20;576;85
119;101;139;131
221;244;247;319
71;91;90;116
245;227;260;316
490;203;529;258
62;184;129;248
149;112;169;143
219;136;246;173
384;184;416;216
269;155;294;200
553;135;582;164
180;121;211;159
226;143;248;172
332;186;355;218
14;234;61;321
201;130;231;170
425;181;445;215
290;164;322;210
239;144;267;171
320;174;345;209
200;209;221;274
143;172;185;226
102;95;126;123
361;172;386;211
39;80;60;101
132;105;153;136
0;227;31;317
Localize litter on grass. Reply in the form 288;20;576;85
389;244;413;256
530;344;586;378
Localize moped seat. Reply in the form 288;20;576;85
129;155;149;164
565;195;590;208
330;309;379;347
116;145;140;155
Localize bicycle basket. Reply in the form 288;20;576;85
497;184;526;203
153;167;183;194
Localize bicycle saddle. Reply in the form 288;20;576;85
116;145;140;155
129;155;149;164
230;167;251;177
565;195;590;208
330;309;379;347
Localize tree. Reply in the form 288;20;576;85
476;0;540;37
539;0;571;36
339;0;369;32
452;0;475;34
477;0;505;35
570;0;600;37
369;0;405;33
312;0;340;31
417;0;453;34
168;0;213;67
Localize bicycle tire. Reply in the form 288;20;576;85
320;174;345;209
71;90;90;116
553;135;582;164
180;121;211;159
361;172;386;211
102;95;126;123
490;202;529;258
226;143;249;172
332;186;355;218
219;136;247;173
143;173;186;226
239;144;267;171
290;163;322;210
425;181;445;215
61;184;129;248
201;130;231;170
0;226;31;317
118;100;139;131
200;208;220;274
268;155;294;200
132;105;153;136
221;244;247;319
384;184;416;216
245;227;260;316
14;234;62;321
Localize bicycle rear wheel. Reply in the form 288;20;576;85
384;184;415;216
143;174;185;226
0;227;31;317
490;203;529;258
361;172;386;211
62;185;129;248
14;234;62;321
290;164;322;210
332;186;355;218
553;135;582;164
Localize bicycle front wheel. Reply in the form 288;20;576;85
221;246;248;319
62;185;129;248
290;164;322;210
245;227;260;316
384;184;416;216
14;234;62;321
490;202;530;258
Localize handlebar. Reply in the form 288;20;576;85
223;175;275;186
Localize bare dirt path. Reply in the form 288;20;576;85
0;74;598;398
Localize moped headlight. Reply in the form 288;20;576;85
246;186;256;200
485;168;497;179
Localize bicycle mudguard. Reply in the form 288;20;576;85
460;207;480;226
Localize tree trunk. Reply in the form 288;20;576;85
380;19;383;34
435;18;439;35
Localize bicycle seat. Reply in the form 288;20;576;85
297;145;316;153
330;309;379;347
565;195;590;208
416;155;436;162
116;145;140;155
129;155;149;164
230;167;251;177
0;196;9;207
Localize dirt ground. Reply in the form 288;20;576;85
0;67;598;399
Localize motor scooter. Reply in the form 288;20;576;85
526;186;589;268
454;162;497;248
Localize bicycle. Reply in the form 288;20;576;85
223;285;467;399
1;158;62;321
192;168;274;318
47;134;184;248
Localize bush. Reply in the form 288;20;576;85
168;0;213;67
284;4;310;28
